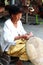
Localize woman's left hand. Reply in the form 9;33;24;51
29;32;33;37
25;32;33;40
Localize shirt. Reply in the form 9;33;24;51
1;19;27;52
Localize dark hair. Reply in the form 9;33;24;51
5;5;23;15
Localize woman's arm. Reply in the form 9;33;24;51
14;35;27;40
14;32;33;40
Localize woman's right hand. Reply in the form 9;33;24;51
21;35;27;39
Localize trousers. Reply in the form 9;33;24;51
7;39;29;61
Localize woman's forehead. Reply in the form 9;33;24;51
12;12;22;16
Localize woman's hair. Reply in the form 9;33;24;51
5;5;24;16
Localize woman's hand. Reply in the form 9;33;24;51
21;35;28;39
28;32;33;37
14;32;33;40
25;32;33;40
14;35;27;40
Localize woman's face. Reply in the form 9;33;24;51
12;13;22;22
16;13;22;20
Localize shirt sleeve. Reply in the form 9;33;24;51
3;22;16;45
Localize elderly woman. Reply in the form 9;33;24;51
1;5;33;61
1;5;43;65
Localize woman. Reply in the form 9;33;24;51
2;5;33;61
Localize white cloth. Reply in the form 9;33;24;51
1;19;27;51
26;37;43;65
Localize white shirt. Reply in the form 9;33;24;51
1;19;27;51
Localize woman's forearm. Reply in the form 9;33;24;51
14;35;27;40
14;35;23;40
14;32;33;40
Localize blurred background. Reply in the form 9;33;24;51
0;0;43;24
